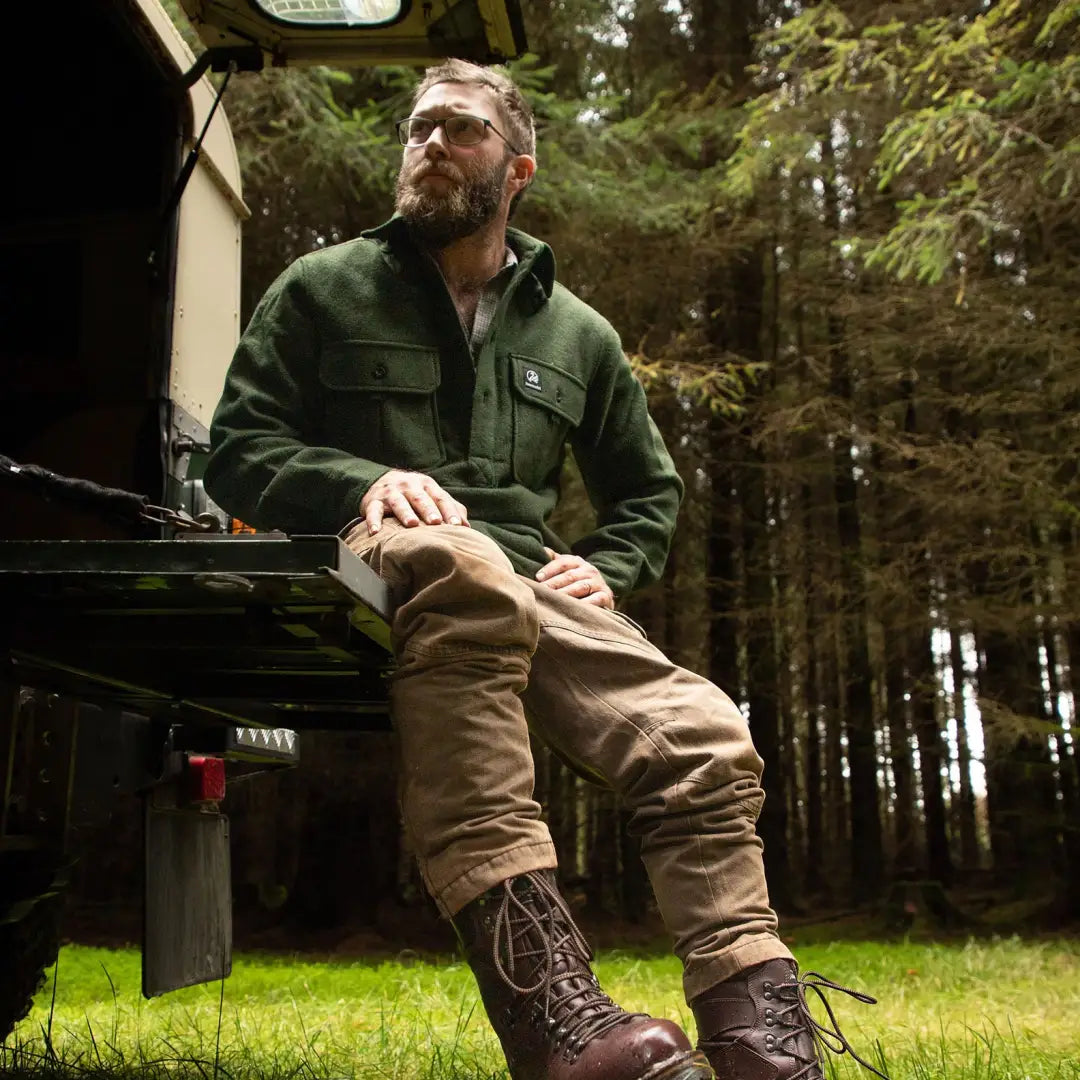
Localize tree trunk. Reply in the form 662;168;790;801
896;385;952;884
827;349;882;900
822;131;882;902
884;647;918;875
804;673;825;896
742;443;793;911
778;504;807;901
825;621;851;901
910;624;953;884
586;789;618;914
978;625;1061;889
707;430;742;700
618;806;652;922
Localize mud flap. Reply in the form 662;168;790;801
143;802;231;997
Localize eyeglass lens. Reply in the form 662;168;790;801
399;115;487;146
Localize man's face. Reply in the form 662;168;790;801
395;82;516;249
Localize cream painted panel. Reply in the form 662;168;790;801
135;0;247;209
188;76;248;212
170;159;242;428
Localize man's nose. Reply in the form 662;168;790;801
423;125;451;159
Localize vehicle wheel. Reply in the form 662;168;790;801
0;856;66;1046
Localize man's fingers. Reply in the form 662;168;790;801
364;498;385;535
582;589;615;609
430;488;469;527
543;569;594;592
536;555;580;581
406;488;444;525
362;475;473;533
535;551;613;608
548;573;613;608
361;471;472;531
385;490;422;527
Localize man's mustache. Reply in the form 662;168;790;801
407;160;465;184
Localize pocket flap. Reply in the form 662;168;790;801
510;355;587;425
321;341;441;394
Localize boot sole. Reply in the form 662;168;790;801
637;1050;714;1080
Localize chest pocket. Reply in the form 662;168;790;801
319;341;445;469
509;354;587;489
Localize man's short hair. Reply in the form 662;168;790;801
412;59;536;161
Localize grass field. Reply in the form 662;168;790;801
3;936;1079;1080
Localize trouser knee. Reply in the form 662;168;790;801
354;523;539;656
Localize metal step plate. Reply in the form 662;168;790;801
0;536;394;730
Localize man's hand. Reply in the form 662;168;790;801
536;547;615;609
361;470;471;534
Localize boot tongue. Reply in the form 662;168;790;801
504;876;618;1025
505;876;591;979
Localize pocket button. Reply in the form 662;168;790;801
373;363;388;379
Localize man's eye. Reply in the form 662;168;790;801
448;116;484;141
408;119;432;139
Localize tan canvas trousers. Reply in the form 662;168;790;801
342;519;792;1001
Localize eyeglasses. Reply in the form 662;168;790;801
395;113;521;155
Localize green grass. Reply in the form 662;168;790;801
4;936;1079;1079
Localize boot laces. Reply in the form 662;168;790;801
490;873;638;1057
768;970;889;1080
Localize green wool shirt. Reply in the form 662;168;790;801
204;216;684;599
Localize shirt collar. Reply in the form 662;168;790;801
361;214;555;301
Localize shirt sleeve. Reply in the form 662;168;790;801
204;257;390;533
569;330;684;599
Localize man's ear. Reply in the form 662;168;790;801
509;154;536;194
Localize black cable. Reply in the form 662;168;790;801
0;453;149;522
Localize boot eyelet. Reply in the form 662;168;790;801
765;1009;775;1026
765;1034;776;1051
763;981;774;999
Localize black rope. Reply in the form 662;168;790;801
0;453;149;521
0;454;214;531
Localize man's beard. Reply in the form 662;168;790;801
395;153;508;250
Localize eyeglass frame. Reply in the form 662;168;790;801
395;113;523;156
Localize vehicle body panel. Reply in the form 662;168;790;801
179;0;526;66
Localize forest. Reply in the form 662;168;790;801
131;0;1080;938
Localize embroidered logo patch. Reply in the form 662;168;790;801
524;367;542;391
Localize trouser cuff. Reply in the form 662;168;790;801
683;934;795;1003
429;840;558;917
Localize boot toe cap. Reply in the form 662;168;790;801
572;1016;708;1080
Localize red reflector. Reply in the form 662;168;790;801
186;755;226;802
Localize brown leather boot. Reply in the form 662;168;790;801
453;871;713;1080
690;958;887;1080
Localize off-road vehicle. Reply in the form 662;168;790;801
0;0;524;1041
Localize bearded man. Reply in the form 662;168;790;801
205;61;886;1080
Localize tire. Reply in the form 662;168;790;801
0;856;67;1046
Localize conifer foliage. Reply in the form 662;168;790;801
212;0;1080;920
